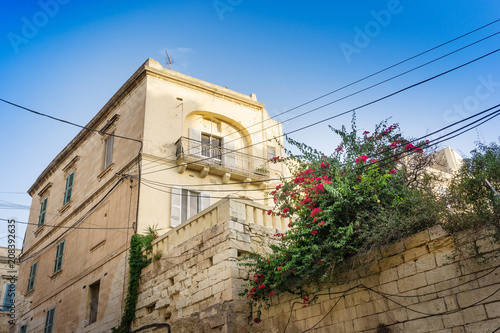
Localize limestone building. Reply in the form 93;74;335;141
15;59;286;332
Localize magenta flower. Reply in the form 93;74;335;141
405;143;415;150
363;131;370;135
355;154;368;163
388;169;397;174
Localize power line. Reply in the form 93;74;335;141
0;98;142;145
141;27;500;173
142;48;500;176
138;105;500;200
186;19;500;160
142;101;500;189
19;175;130;263
0;218;132;230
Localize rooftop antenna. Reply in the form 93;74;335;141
165;50;174;70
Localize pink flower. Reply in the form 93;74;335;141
320;162;330;169
389;141;399;148
363;131;370;135
259;284;265;289
311;229;318;235
318;260;323;265
310;208;323;217
269;291;274;296
267;209;273;215
318;221;326;226
282;208;289;214
388;169;397;174
405;143;415;150
303;297;310;303
355;154;368;163
254;318;262;324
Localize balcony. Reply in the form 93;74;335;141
175;137;270;181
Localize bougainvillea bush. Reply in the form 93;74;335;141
238;118;445;323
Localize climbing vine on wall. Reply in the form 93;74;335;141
112;226;159;333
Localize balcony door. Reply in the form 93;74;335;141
201;133;222;162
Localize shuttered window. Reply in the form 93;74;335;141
20;324;28;333
89;280;100;324
171;187;211;227
44;307;56;333
53;240;65;273
27;262;38;292
104;135;114;169
38;197;48;227
1;283;15;311
63;172;75;206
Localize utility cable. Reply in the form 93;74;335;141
141;28;500;172
142;48;500;176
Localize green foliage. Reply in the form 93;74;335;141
238;118;443;322
112;226;159;333
443;139;500;231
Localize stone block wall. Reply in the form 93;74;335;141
132;198;288;332
133;198;500;333
251;226;500;333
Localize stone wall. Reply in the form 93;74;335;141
133;198;288;332
250;226;500;333
133;198;500;333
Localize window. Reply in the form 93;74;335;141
38;197;48;227
103;134;114;169
63;172;75;206
88;280;100;324
53;240;65;273
170;187;211;227
27;262;38;292
201;133;222;161
44;307;56;333
1;283;15;311
268;146;276;160
19;325;28;333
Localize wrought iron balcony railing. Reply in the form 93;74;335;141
175;137;270;177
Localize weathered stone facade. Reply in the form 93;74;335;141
134;199;500;333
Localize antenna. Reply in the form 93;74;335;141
165;50;174;70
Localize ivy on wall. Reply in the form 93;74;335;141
113;229;157;333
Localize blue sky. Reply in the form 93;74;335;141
1;0;500;248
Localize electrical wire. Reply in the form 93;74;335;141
137;104;500;194
0;218;133;230
141;28;500;173
142;19;500;171
142;48;500;176
19;175;128;263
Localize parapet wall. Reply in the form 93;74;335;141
133;199;288;332
133;198;500;333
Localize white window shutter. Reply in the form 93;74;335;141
171;186;182;227
223;139;236;168
188;128;201;156
201;192;212;211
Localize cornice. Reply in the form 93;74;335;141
144;62;265;111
